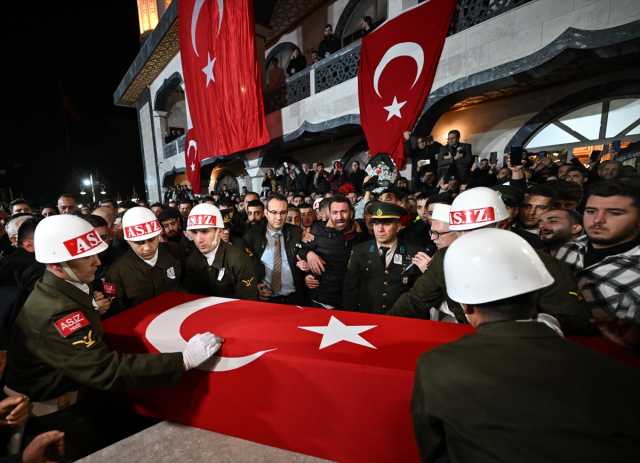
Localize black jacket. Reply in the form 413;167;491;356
286;53;307;76
243;223;305;297
0;248;36;288
318;34;340;57
298;220;365;308
437;142;473;181
350;169;366;194
406;140;441;187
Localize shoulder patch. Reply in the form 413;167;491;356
245;247;254;257
71;330;96;348
369;244;375;252
400;246;406;254
54;311;90;338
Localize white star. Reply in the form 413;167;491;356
202;53;216;87
383;96;407;121
299;315;377;350
191;163;196;171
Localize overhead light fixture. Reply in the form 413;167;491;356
83;180;91;186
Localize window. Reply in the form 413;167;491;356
342;0;388;46
525;96;640;162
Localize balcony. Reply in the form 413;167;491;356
163;133;186;159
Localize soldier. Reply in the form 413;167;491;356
412;229;640;463
105;207;188;317
388;187;596;336
3;215;223;460
344;203;422;314
185;204;258;300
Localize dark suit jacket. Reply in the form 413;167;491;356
437;143;473;181
412;321;640;463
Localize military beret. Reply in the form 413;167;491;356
490;185;524;206
367;202;405;221
157;207;182;223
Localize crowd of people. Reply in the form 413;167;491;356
0;128;639;461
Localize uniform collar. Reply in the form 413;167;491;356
44;270;94;308
476;320;561;338
197;241;227;271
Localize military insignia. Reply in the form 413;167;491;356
54;311;89;338
72;330;95;348
369;244;375;252
167;267;176;279
569;290;584;301
376;209;383;216
402;276;409;285
218;268;226;281
393;254;403;265
245;248;254;257
400;246;406;254
496;190;502;198
242;277;254;287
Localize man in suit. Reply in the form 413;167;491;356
343;203;422;314
437;130;472;182
412;228;640;463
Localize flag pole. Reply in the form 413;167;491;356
58;78;71;149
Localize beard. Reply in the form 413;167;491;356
539;229;570;247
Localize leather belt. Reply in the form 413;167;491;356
3;386;80;417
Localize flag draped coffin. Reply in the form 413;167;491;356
102;293;640;463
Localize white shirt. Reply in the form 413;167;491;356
204;246;219;267
135;248;159;267
64;279;90;294
377;240;398;269
260;227;295;297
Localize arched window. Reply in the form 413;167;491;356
342;0;388;47
266;48;293;85
525;96;640;163
166;87;187;135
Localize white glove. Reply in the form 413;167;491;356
183;332;224;370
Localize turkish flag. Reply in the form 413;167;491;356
102;293;640;463
185;128;201;192
358;0;457;169
179;0;270;181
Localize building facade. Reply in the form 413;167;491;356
114;0;640;202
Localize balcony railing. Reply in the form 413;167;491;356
263;0;531;115
163;134;186;159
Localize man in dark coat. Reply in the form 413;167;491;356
404;132;441;189
0;217;38;288
437;129;472;182
286;47;306;76
318;24;340;58
412;229;640;463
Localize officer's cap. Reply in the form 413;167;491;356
367;202;405;222
490;185;524;207
219;208;232;227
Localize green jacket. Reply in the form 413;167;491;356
412;321;640;463
387;247;598;336
105;242;188;317
186;240;259;300
343;239;422;314
4;270;183;402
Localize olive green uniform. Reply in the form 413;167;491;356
387;247;598;336
4;271;183;459
412;321;640;463
343;239;422;314
186;240;259;300
105;242;188;317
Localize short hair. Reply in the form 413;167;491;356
448;130;461;138
150;202;164;210
325;23;332;29
564;209;583;227
363;16;373;27
586;181;640;211
101;199;118;209
551;181;583;203
598;160;623;171
287;205;300;213
319;198;332;212
426;193;454;208
567;165;588;176
298;202;313;210
293;194;305;201
118;200;138;210
352;160;360;166
114;212;125;220
58;194;74;200
247;200;264;211
10;198;29;209
217;198;235;209
179;198;193;207
266;194;288;209
415;193;432;202
41;204;57;213
17;217;39;247
525;184;557;204
272;58;278;64
82;214;108;229
473;290;539;320
380;188;403;202
397;176;408;183
329;194;353;212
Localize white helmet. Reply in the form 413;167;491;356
35;215;108;264
187;203;224;230
444;229;554;304
432;204;451;224
122;207;162;241
448;187;510;231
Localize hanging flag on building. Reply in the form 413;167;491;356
358;0;457;169
62;88;81;121
178;0;270;193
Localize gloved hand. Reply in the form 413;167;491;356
182;332;225;370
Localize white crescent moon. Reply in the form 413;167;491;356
373;42;424;98
145;297;276;372
191;0;224;57
187;140;197;158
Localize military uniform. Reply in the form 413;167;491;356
105;242;188;317
344;239;422;314
387;246;598;336
186;240;258;300
412;321;640;463
4;270;183;459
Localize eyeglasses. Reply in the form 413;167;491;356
429;230;454;239
267;210;288;217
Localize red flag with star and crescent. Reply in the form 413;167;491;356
358;0;457;170
179;0;270;192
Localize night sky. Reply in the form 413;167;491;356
2;1;147;207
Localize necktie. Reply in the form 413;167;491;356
379;246;389;268
272;232;282;295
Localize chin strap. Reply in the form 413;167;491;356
60;261;83;284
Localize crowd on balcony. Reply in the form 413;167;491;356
0;128;638;460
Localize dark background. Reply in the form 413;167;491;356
1;1;146;208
